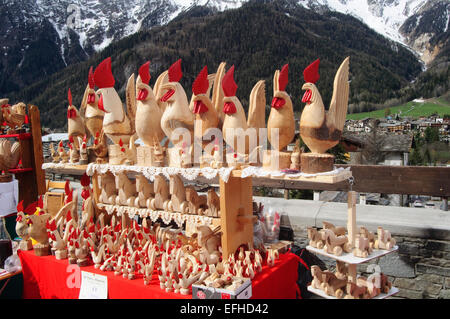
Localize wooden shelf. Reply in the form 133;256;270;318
306;245;399;265
307;286;399;299
0;133;32;140
9;168;33;174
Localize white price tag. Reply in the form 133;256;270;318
79;271;108;299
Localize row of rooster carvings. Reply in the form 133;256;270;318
98;171;221;218
46;56;350;173
15;174;279;295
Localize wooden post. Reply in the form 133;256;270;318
29;105;46;196
347;264;357;284
347;191;357;249
219;173;254;260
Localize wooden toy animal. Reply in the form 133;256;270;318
205;188;220;218
323;221;346;236
150;175;170;211
357;275;381;298
15;201;32;251
159;59;194;150
91;130;109;163
185;186;207;215
322;272;347;298
359;226;375;249
221;65;266;162
94;57;136;146
135;61;166;148
27;211;52;256
353;234;373;258
197;225;221;265
78;136;88;165
307;227;325;249
345;282;369;299
49;143;60;163
335;261;348;281
98;172;118;205
311;265;332;290
299;57;350;173
80;67;104;142
166;175;188;213
58;141;69;163
134;175;154;208
321;229;352;256
374;227;396;250
380;273;392;294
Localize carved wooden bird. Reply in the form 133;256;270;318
2;102;27;131
0;139;21;172
221;65;266;157
94;57;136;145
190;65;219;153
300;57;350;154
159;59;195;148
67;88;86;150
80;67;103;140
135;61;167;147
268;64;295;151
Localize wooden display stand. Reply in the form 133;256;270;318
306;191;399;299
301;153;335;174
0;105;46;207
262;150;292;171
219;173;254;260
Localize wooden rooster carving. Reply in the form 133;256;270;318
190;65;220;162
135;61;166;147
0;139;20;180
300;57;350;173
160;59;194;148
268;64;295;151
94;57;136;145
80;66;103;140
221;65;266;164
67;88;86;152
2;102;27;133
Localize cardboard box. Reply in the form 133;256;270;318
192;278;252;299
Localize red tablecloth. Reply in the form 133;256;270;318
18;249;299;299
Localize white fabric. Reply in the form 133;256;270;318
0;179;19;217
96;203;214;228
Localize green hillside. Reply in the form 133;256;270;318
347;97;450;120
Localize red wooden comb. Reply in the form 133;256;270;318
304;59;320;84
94;57;115;88
222;66;238;97
168;59;183;83
68;88;73;106
17;200;24;213
81;173;90;187
279;64;289;91
192;66;209;95
139;61;151;85
88;66;95;89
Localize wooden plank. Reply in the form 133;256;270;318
219;174;254;260
29;105;46;196
337;165;450;197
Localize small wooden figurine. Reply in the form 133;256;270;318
205;188;220;218
27;208;52;256
185;186;208;215
345;282;369;299
58;141;69;163
134;175;154;208
1;102;26;133
15;201;33;251
335;261;348;281
0;139;20;180
98;172;118;205
150;175;170;211
166;175;188;214
67;88;86;155
91;130;109;163
115;171;137;207
322;272;347;298
321;229;352;256
307;227;325;249
299;57;350;173
353;234;373;258
323;221;346;236
374;227;396;250
49;143;60;163
78;136;89;165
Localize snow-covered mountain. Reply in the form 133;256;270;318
0;0;447;95
297;0;449;64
